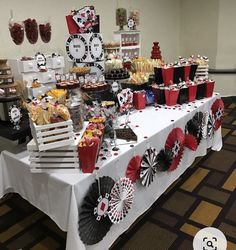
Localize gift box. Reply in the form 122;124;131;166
165;89;179;106
177;87;188;104
66;15;80;34
184;65;191;81
189;64;198;81
174;66;184;84
154;67;163;85
146;89;154;105
78;140;100;173
188;84;197;102
196;82;206;100
152;86;166;104
162;67;174;86
133;91;146;110
205;80;215;98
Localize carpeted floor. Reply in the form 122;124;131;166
0;100;236;250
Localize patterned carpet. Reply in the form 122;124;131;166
0;99;236;250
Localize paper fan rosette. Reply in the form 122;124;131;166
155;148;173;172
185;112;204;145
79;176;115;245
165;128;185;171
207;112;215;139
108;177;134;224
126;155;142;183
184;134;198;151
211;98;224;131
140;147;158;186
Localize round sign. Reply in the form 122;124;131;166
35;52;46;68
66;35;88;63
111;81;119;92
84;62;104;77
89;34;103;61
127;18;135;29
9;106;21;123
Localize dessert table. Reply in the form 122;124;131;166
0;94;222;250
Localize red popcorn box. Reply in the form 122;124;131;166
133;91;146;110
188;85;197;102
184;65;191;81
78;140;100;173
65;15;80;34
165;89;179;106
162;67;174;86
205;80;215;98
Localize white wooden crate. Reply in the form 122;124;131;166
27;137;80;173
30;119;75;151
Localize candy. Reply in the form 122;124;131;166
39;22;51;43
9;22;24;45
24;18;38;44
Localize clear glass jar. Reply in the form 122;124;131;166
67;95;84;132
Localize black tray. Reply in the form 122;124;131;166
120;82;148;91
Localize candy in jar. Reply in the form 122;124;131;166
39;22;51;43
67;96;84;132
116;8;127;30
24;18;38;44
9;22;24;45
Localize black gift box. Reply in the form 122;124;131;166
196;82;206;100
189;64;198;81
154;67;163;85
174;66;184;84
177;87;188;104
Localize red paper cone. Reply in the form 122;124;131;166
165;89;179;106
188;85;197;102
205;80;215;98
133;91;146;110
162;67;174;86
66;15;80;34
184;65;191;81
78;141;99;173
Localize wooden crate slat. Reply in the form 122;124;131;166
33;120;72;131
38;138;75;151
37;126;73;137
30;157;79;163
37;132;74;143
29;151;77;157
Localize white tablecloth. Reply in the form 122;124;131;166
0;95;222;250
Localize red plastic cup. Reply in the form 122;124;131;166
162;67;174;86
184;65;191;81
188;85;197;102
65;15;80;34
133;91;146;110
165;89;179;106
205;80;215;98
78;141;99;173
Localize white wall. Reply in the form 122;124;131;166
180;0;236;96
0;0;180;64
215;0;236;69
179;0;219;68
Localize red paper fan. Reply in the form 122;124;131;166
126;155;142;183
165;128;185;171
185;134;198;151
211;99;224;131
